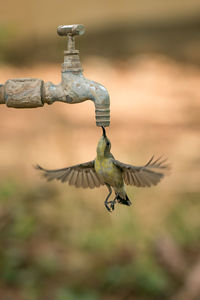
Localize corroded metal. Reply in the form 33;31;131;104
43;73;110;127
0;84;4;104
4;78;44;108
0;24;110;127
57;24;85;37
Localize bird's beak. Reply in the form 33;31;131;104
101;126;106;138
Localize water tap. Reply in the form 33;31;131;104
0;24;110;127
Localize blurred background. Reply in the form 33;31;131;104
0;1;200;300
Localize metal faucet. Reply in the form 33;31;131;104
0;24;110;127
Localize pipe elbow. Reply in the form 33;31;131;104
61;73;110;127
90;81;110;127
43;73;110;127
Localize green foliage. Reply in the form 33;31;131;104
131;257;170;296
0;180;199;299
0;180;17;200
166;192;200;246
75;211;141;252
103;256;170;297
56;288;99;300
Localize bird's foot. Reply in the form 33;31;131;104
105;201;112;212
105;198;117;212
110;199;116;211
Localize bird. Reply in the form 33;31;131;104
35;127;169;212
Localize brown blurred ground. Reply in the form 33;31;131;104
1;55;200;193
0;53;199;230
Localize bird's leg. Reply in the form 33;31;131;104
110;196;117;211
104;184;112;212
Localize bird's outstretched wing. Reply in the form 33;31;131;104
35;161;104;189
113;156;169;187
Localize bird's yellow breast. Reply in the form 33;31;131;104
94;157;123;188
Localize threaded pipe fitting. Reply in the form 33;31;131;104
95;105;110;127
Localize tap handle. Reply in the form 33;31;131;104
57;24;85;37
57;24;85;52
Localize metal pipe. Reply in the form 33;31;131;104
0;84;4;104
0;24;110;127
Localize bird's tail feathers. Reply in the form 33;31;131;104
116;193;132;206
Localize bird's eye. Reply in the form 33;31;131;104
106;141;110;146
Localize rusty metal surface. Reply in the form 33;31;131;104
0;24;110;127
4;78;44;108
62;51;83;72
43;72;110;127
0;84;4;104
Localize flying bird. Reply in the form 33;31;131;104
36;127;169;212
